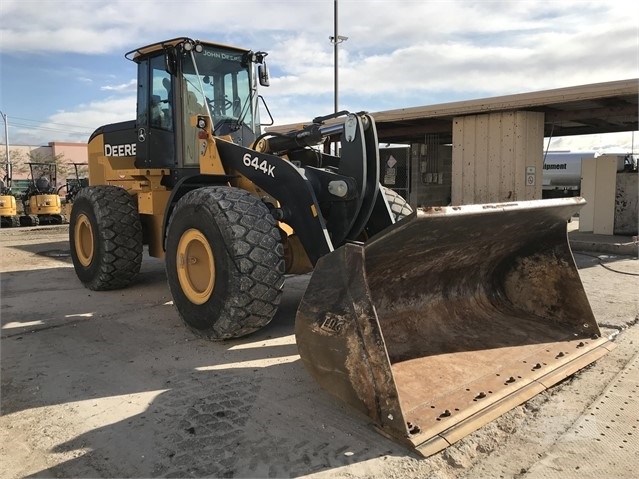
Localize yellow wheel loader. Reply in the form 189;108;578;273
70;37;613;457
0;162;20;228
20;162;65;226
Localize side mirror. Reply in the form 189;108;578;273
258;62;270;87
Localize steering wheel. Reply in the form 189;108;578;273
207;96;233;112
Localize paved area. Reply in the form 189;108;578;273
1;223;637;478
569;230;639;257
525;350;639;479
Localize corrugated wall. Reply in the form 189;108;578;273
451;111;544;205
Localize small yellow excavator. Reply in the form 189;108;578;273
0;161;20;228
69;37;613;457
20;162;65;226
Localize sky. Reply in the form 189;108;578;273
0;0;638;153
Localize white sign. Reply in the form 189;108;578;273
526;166;536;186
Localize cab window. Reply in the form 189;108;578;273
150;55;173;130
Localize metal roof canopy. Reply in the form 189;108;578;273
371;78;638;144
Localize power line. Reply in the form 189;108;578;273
10;123;90;133
6;120;92;136
8;116;93;130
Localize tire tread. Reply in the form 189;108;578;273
166;186;284;339
71;185;142;290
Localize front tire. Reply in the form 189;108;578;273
165;186;285;340
69;186;143;290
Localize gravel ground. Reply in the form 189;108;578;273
1;225;637;478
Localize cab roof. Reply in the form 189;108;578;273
124;37;251;62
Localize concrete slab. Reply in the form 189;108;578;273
568;217;638;257
524;350;639;479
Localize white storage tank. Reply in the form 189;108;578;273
542;151;636;199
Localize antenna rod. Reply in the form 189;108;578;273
330;0;348;114
334;0;338;113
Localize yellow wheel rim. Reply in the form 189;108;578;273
75;213;94;267
176;228;215;305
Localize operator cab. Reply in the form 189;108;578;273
126;37;270;170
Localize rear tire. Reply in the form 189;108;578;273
165;186;285;340
69;186;143;290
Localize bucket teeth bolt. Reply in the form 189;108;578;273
475;392;487;400
439;410;452;418
506;376;516;383
577;341;585;348
556;352;565;358
533;363;542;370
406;422;421;434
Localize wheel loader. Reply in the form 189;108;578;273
20;162;66;226
70;37;613;457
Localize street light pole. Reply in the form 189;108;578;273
329;0;348;114
0;110;10;180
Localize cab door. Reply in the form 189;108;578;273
135;55;175;168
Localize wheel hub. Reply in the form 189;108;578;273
176;228;215;305
75;213;94;267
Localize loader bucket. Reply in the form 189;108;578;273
295;197;614;457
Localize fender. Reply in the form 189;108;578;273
161;173;234;251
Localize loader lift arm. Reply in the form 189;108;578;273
213;111;394;265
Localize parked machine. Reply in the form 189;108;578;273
60;162;89;218
0;162;20;228
69;37;612;457
20;162;65;226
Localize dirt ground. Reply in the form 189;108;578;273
1;225;637;479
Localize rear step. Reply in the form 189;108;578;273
295;197;614;457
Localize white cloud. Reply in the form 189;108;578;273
11;97;136;145
2;0;636;151
50;96;136;127
101;79;137;93
548;132;638;154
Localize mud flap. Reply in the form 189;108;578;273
295;197;615;457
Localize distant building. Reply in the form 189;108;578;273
1;141;88;195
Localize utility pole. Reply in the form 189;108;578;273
0;110;10;182
329;0;348;113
